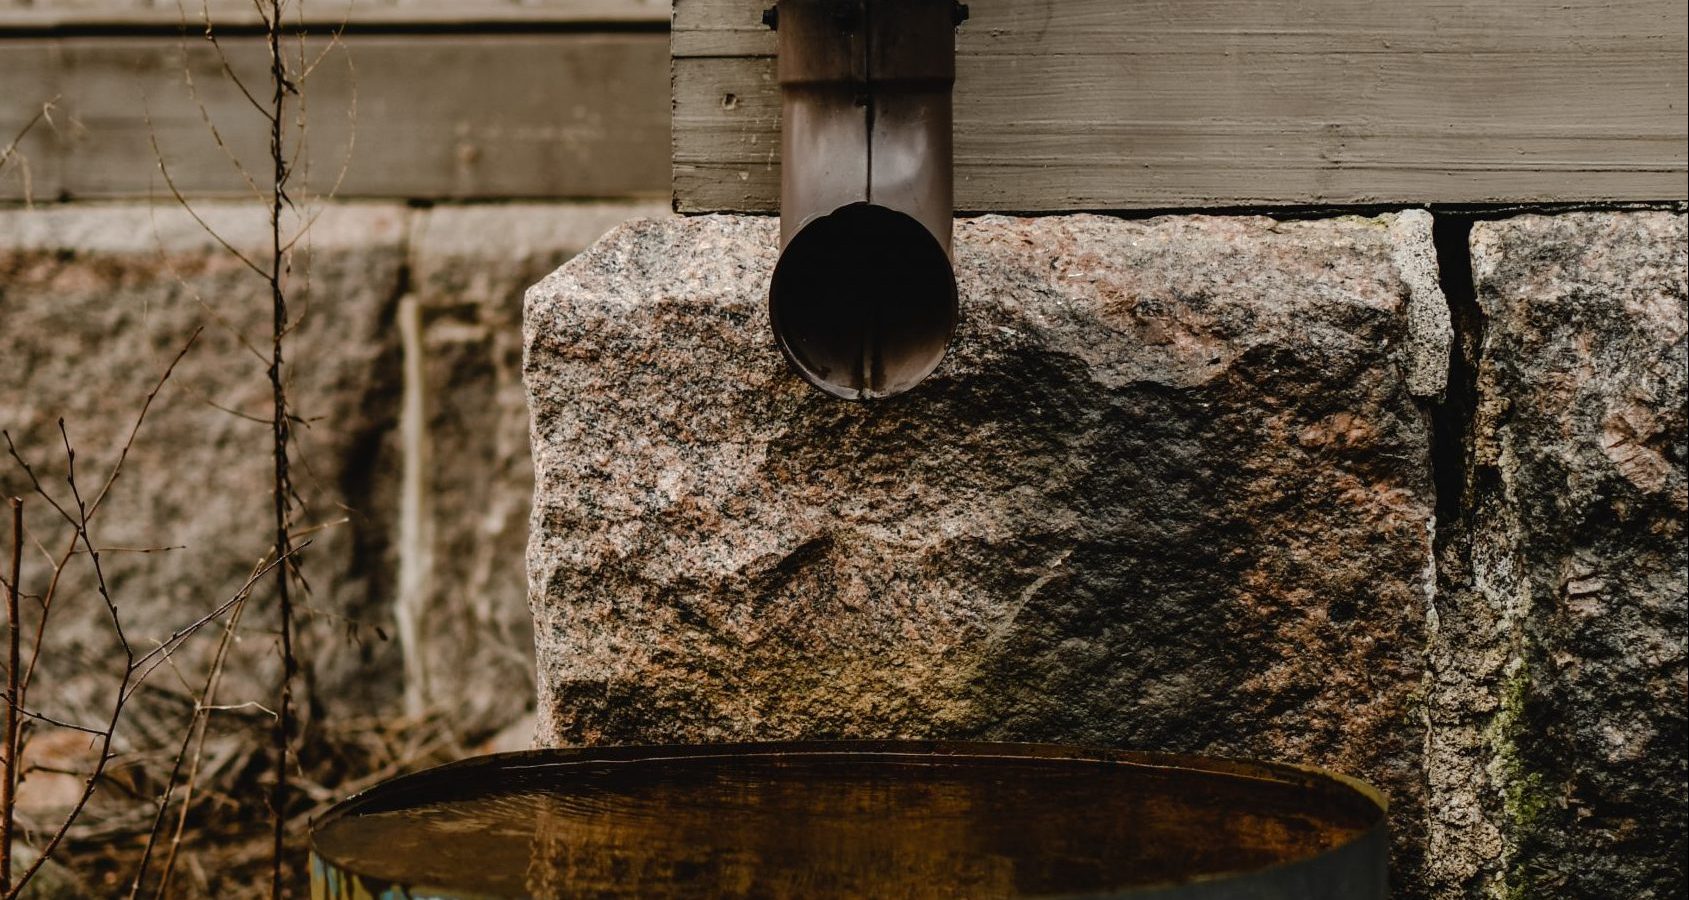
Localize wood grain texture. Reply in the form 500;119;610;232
0;0;668;29
0;0;672;23
1;31;668;201
673;0;1689;212
0;43;59;201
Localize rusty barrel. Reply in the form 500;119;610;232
310;741;1388;899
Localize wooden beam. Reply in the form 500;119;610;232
673;0;1689;212
0;43;59;201
0;0;670;34
1;31;670;201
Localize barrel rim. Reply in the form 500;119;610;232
309;739;1388;899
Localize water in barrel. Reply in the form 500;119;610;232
311;743;1387;899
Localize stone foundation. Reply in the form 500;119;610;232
524;210;1686;897
0;200;663;740
4;202;1680;895
1423;213;1687;898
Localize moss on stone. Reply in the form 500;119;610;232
1487;664;1556;900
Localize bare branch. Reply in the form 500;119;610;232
125;544;306;700
91;329;204;519
263;0;302;887
18;532;77;696
2;539;302;900
282;37;355;252
181;390;274;425
0;330;207;900
60;411;137;695
2;497;21;893
9;707;105;739
143;115;269;279
142;589;251;899
70;545;186;557
0;95;60;208
189;0;273;124
0;96;59;170
168;2;267;199
0;437;76;533
146;205;272;369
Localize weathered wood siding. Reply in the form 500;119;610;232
1;2;669;200
674;0;1689;212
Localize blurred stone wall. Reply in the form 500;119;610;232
0;200;663;747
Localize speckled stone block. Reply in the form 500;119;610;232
1424;212;1687;898
524;212;1440;881
401;201;668;732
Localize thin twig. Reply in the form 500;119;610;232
193;0;273;123
70;545;186;556
282;31;356;254
262;2;300;893
143;115;268;279
146;204;272;370
181;391;274;425
0;97;57;171
124;544;308;702
58;419;134;658
10;707;104;738
132;557;256;898
2;497;21;894
0;333;223;900
1;544;300;900
0;96;59;207
17;532;75;698
172;0;266;200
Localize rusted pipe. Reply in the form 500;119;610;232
766;0;964;400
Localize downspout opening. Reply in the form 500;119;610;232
770;202;958;401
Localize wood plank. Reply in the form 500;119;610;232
0;0;669;32
675;0;1687;57
672;0;1689;211
1;32;670;200
0;42;62;202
